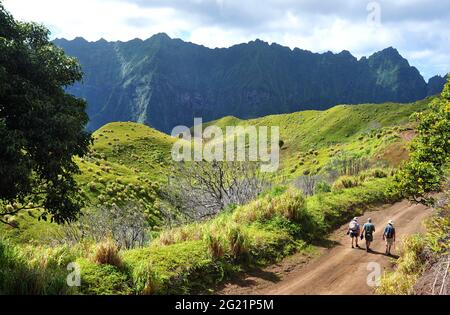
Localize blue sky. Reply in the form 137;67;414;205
3;0;450;80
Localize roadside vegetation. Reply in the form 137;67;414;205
1;174;400;294
377;78;449;295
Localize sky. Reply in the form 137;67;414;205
3;0;450;80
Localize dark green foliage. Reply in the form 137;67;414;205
314;181;331;194
0;5;91;223
395;77;450;204
77;258;131;295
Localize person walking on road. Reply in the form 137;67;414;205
383;220;396;256
361;218;376;252
347;217;361;249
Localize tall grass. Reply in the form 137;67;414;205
0;240;77;295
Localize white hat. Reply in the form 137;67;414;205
353;217;358;221
388;220;394;225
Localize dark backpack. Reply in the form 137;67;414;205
385;225;395;238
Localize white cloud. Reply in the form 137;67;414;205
3;0;191;40
3;0;449;79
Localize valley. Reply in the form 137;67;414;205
1;1;448;297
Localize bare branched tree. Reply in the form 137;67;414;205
160;160;270;221
58;203;149;249
293;174;320;196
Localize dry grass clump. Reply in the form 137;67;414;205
331;175;360;191
92;239;123;268
156;223;204;246
233;188;306;223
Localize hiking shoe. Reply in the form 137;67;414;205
352;245;354;248
356;245;360;248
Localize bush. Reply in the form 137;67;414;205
77;258;131;295
371;168;388;178
204;233;225;260
234;188;307;223
314;181;331;194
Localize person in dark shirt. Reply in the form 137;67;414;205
361;218;375;252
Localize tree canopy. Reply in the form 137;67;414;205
0;4;91;224
395;76;450;204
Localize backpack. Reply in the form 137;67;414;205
364;223;374;235
385;225;395;238
349;221;358;231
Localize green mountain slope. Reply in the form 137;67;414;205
54;34;441;133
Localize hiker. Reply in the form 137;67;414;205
361;218;375;252
347;217;360;248
383;220;396;255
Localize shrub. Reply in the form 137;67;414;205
77;258;131;295
88;182;98;192
314;181;331;194
369;168;388;179
0;240;76;295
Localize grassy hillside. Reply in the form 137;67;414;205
203;98;431;179
0;122;177;242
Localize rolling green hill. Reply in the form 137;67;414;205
203;97;432;179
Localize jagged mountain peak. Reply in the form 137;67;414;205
54;36;444;133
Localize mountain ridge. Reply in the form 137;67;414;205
53;33;446;133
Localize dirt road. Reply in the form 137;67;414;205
219;200;432;295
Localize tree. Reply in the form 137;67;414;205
395;76;450;204
58;203;149;250
161;160;270;221
0;4;91;224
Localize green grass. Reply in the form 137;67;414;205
75;122;176;220
0;240;79;294
204;98;431;180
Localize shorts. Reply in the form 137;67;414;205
350;231;358;238
385;238;394;246
365;234;373;242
